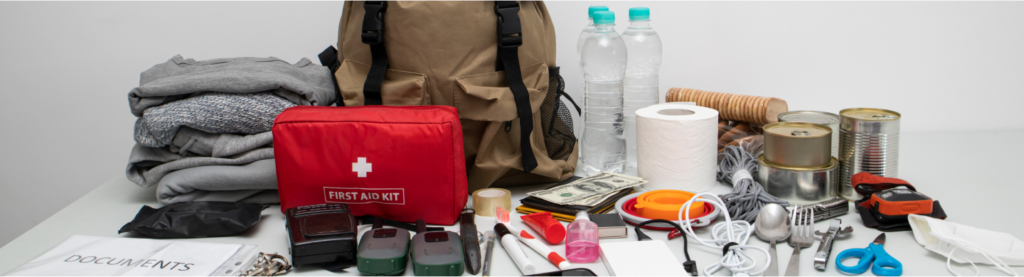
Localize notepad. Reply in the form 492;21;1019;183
599;240;686;276
591;213;628;239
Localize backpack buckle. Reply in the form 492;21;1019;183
494;1;522;48
361;1;388;45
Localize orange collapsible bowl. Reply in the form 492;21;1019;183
633;190;704;220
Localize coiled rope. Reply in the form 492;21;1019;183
717;146;789;222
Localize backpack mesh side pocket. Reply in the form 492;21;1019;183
540;67;579;161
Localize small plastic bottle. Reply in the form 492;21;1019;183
565;211;600;263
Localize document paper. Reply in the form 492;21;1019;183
5;235;256;276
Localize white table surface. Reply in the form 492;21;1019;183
2;130;1023;276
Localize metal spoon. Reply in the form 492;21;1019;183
755;203;792;276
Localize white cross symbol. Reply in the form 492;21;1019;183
352;157;372;177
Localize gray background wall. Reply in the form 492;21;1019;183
1;1;1021;247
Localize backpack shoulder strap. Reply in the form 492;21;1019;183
360;1;388;106
495;1;538;173
317;46;345;107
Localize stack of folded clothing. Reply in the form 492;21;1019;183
126;55;336;205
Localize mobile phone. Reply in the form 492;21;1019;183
528;268;598;276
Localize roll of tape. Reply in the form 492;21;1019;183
473;188;512;217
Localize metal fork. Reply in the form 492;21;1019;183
785;206;815;276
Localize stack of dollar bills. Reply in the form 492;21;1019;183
517;172;647;220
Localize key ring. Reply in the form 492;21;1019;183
241;252;292;276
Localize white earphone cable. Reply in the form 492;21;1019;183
678;193;769;276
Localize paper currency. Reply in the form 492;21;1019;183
565;187;630;206
528;172;646;205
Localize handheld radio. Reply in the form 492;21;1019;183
356;218;410;275
410;219;464;276
285;204;358;268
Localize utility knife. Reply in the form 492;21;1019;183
461;207;482;275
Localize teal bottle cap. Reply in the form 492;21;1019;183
593;11;615;25
629;7;650;20
588;6;609;19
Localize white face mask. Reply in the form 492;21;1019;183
908;214;1024;276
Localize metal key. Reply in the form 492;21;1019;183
241;253;292;276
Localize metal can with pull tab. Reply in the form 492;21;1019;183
838;108;901;200
758;155;839;205
763;122;833;168
778;111;841;158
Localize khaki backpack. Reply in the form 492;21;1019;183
322;1;579;192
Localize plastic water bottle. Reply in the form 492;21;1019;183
622;7;663;171
577;6;608;101
580;11;627;176
566;211;600;263
576;6;609;55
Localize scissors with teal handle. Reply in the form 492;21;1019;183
835;234;903;276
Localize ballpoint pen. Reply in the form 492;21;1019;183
482;230;496;277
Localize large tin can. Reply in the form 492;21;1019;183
758;155;839;205
778;111;841;158
763;122;832;168
838;108;901;200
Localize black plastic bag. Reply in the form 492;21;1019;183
119;202;268;238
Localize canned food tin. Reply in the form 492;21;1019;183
763;122;832;168
758;155;839;205
778;111;841;158
838;108;901;200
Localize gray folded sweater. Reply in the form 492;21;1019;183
127;131;279;205
127;144;275;189
128;55;336;117
168;127;274;157
134;92;294;147
156;159;279;205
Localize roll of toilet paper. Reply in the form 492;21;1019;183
636;103;719;192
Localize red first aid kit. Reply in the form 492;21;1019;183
272;105;468;225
